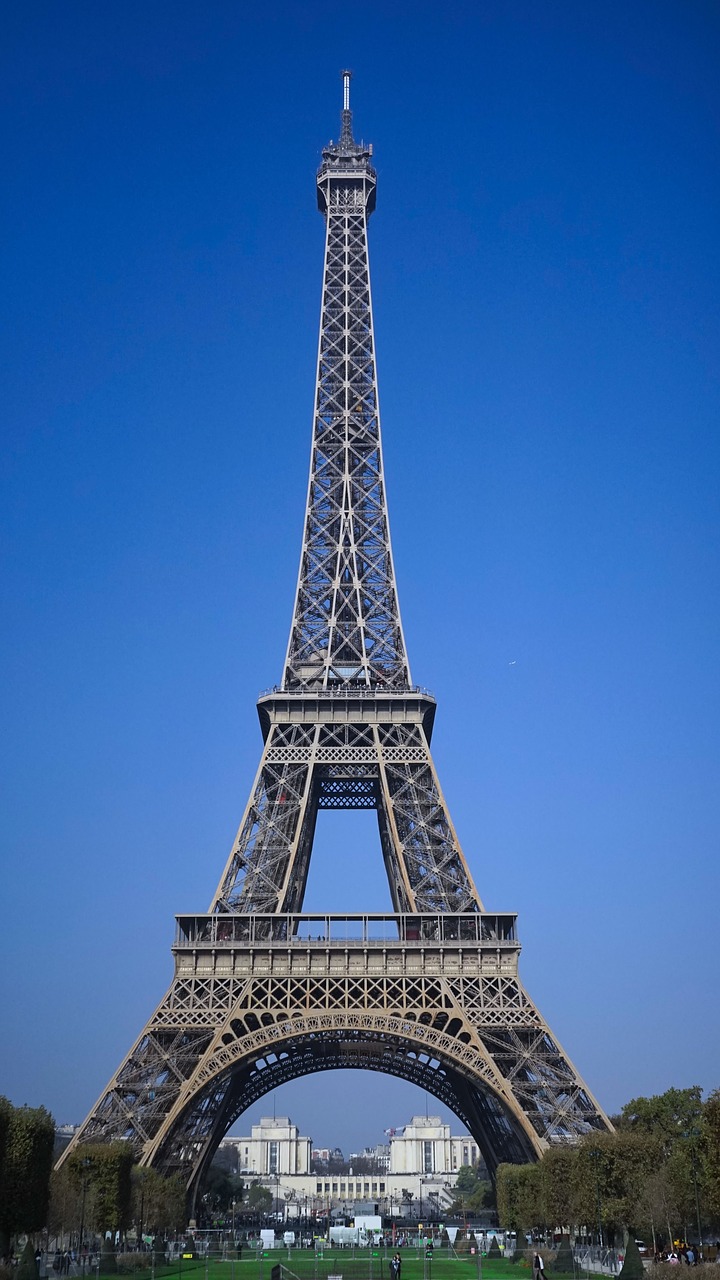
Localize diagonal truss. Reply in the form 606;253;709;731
59;74;612;1193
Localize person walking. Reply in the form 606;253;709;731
533;1253;545;1280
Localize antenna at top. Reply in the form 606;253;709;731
338;69;355;149
341;69;352;112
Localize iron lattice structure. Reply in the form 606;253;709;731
60;74;611;1199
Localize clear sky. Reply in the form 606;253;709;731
1;0;719;1159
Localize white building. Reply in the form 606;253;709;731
220;1115;484;1217
219;1116;311;1176
390;1115;481;1176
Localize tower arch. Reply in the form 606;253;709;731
145;1011;544;1200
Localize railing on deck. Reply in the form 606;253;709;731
258;684;435;699
174;912;518;949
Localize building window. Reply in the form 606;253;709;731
423;1141;433;1173
372;1183;377;1193
463;1145;469;1164
269;1141;278;1175
325;1182;330;1192
332;1183;338;1192
364;1184;370;1194
316;1183;322;1193
379;1183;385;1193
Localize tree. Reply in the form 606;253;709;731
455;1165;480;1196
458;1184;493;1214
574;1132;656;1243
553;1241;574;1273
47;1164;79;1244
68;1145;133;1236
131;1167;186;1237
499;1088;715;1249
16;1240;39;1280
98;1238;117;1275
496;1165;520;1230
0;1100;55;1249
619;1089;704;1145
662;1143;701;1239
618;1087;707;1240
246;1184;272;1217
0;1099;11;1185
201;1164;233;1216
541;1146;575;1231
701;1088;720;1221
635;1166;678;1249
617;1237;644;1280
450;1164;494;1216
201;1168;245;1225
514;1165;544;1231
496;1163;544;1232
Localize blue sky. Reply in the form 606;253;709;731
1;0;719;1157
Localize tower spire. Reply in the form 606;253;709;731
340;68;354;149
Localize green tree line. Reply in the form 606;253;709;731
449;1163;495;1215
3;1084;718;1253
49;1147;187;1241
0;1098;55;1257
0;1098;186;1256
497;1087;720;1246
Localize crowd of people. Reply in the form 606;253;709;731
653;1245;719;1266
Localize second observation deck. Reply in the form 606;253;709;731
174;912;518;951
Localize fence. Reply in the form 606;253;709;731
42;1242;488;1280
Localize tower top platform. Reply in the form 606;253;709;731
317;70;376;211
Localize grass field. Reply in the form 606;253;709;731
146;1252;544;1280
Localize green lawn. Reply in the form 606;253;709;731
147;1252;539;1280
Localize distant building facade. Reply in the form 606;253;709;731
390;1115;480;1175
220;1115;485;1217
347;1142;391;1171
219;1116;311;1176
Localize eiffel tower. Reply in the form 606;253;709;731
61;73;611;1199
